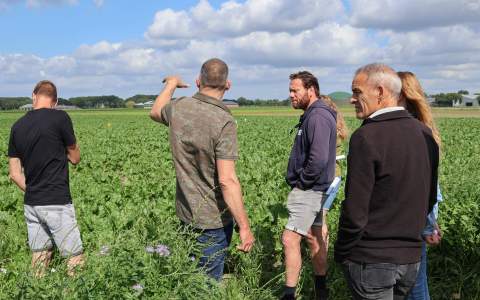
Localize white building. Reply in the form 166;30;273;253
134;100;154;109
453;95;479;107
19;104;33;111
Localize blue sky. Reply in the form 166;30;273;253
0;0;479;98
0;0;230;56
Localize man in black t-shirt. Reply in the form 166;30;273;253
8;80;84;277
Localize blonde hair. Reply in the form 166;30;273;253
319;95;349;141
397;71;441;146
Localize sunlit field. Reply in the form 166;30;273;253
1;108;479;299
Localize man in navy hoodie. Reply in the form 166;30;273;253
281;71;337;300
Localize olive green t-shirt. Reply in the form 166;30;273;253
160;92;238;229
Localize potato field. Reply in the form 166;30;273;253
0;108;479;299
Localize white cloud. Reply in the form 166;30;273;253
350;0;480;31
2;0;480;98
74;41;122;59
382;25;480;66
146;0;344;41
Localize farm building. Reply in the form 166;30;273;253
19;104;33;111
453;95;479;107
223;99;239;108
135;99;239;108
134;100;154;109
56;105;80;110
19;104;79;111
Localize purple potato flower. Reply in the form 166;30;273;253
155;244;170;257
99;245;110;255
131;283;144;294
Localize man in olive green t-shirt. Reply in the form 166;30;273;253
150;58;255;281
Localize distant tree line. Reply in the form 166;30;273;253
68;96;124;108
236;97;290;106
1;91;479;110
0;97;31;110
0;95;126;110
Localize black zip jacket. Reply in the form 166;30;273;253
334;110;439;264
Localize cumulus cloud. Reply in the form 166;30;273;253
2;0;480;97
350;0;480;31
379;25;480;70
146;0;344;41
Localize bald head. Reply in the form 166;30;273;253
199;58;229;90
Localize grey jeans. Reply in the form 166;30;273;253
341;260;420;300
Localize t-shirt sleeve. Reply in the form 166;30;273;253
160;103;173;126
60;112;76;147
7;128;19;158
215;119;239;160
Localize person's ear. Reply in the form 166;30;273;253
195;78;201;89
52;98;58;108
32;93;37;105
225;80;231;91
308;86;315;99
377;85;384;103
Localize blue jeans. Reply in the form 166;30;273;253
196;222;233;281
407;243;430;300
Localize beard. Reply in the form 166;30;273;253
292;93;310;110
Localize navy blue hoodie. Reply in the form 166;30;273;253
286;99;337;192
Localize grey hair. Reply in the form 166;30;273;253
355;63;402;100
199;58;229;90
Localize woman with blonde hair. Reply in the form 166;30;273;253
316;95;348;299
398;71;443;300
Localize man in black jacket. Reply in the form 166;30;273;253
281;71;337;300
334;63;439;300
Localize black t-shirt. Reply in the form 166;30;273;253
8;108;76;205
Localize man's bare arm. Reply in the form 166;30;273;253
9;157;26;192
67;144;81;165
217;159;255;252
149;76;189;122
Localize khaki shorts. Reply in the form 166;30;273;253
285;188;326;236
24;204;83;257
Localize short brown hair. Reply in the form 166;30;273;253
200;58;229;90
289;71;320;97
33;80;57;101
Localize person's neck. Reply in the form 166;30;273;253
199;88;225;101
33;101;55;110
304;97;318;111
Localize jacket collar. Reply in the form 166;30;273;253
192;92;231;114
300;99;335;122
362;109;413;125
